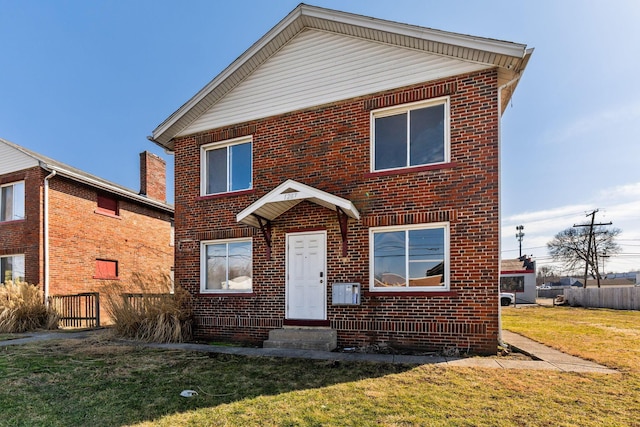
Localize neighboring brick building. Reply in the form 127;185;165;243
0;138;174;322
149;5;532;354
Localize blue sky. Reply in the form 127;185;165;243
2;1;640;274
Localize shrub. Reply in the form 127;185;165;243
103;273;193;343
0;281;59;333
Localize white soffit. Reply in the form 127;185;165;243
178;29;489;137
237;179;360;228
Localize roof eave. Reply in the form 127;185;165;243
500;48;534;114
40;162;174;214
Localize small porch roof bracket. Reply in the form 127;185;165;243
253;214;272;260
336;206;350;257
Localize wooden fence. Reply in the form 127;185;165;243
564;286;640;310
49;292;100;328
122;293;174;311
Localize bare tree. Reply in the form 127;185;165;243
536;266;554;286
547;225;621;284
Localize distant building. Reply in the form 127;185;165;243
0;138;174;322
500;257;536;303
549;277;583;287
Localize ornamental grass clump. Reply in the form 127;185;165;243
104;273;193;343
0;281;59;333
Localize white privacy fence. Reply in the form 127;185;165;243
564;286;640;310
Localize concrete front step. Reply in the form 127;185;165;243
264;327;337;351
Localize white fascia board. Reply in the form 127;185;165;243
299;4;528;58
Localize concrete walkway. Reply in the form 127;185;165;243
498;330;617;374
0;329;617;373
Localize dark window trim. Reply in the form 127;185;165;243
366;291;458;297
196;189;255;201
94;209;123;219
0;219;26;225
365;162;457;178
197;292;255;298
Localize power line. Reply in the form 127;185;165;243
505;209;592;224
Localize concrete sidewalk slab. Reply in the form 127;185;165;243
501;330;617;374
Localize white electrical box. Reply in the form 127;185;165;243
332;283;361;305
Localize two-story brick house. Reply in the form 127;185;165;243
149;5;531;354
0;138;174;322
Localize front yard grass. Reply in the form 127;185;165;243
0;306;638;426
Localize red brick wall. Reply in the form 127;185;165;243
173;69;501;354
0;167;45;286
139;151;167;202
46;175;174;322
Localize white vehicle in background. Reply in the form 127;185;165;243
500;292;515;306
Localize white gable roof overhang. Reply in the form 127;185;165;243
149;4;532;151
237;179;360;228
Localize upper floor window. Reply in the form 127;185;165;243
96;194;119;216
1;254;25;284
201;238;252;293
201;136;252;196
370;223;449;291
0;181;25;222
371;98;449;172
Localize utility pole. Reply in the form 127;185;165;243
574;209;612;288
516;225;525;258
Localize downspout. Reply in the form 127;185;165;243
497;73;522;347
43;169;56;306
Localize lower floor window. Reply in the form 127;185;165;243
371;223;448;291
201;238;252;293
1;254;25;284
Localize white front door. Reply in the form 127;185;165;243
286;231;326;320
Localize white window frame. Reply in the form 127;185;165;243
1;254;25;284
369;222;450;292
0;180;25;222
370;97;450;172
200;136;253;196
200;237;253;294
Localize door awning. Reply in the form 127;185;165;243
237;179;360;228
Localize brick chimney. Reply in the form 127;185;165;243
139;151;166;202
